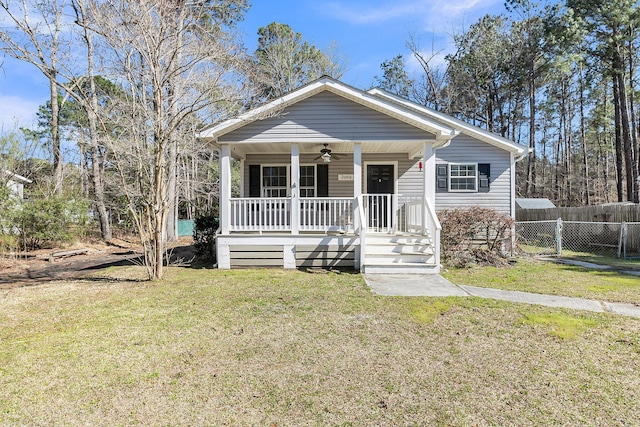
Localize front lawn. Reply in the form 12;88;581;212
1;267;640;425
443;257;640;305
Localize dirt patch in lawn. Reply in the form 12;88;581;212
0;237;198;289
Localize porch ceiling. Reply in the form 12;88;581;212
228;140;429;159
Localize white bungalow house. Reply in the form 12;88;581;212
197;77;527;273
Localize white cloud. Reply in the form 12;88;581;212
0;95;40;131
322;2;422;25
321;0;502;31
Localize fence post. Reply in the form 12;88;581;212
619;222;627;259
555;218;563;256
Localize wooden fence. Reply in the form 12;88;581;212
517;204;640;222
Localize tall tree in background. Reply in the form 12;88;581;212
253;22;346;101
0;0;70;194
506;0;558;196
568;0;640;202
374;54;414;98
446;15;519;135
88;0;248;279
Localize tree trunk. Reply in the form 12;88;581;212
525;79;536;196
49;75;63;194
612;45;634;201
628;39;639;203
75;0;112;241
579;65;590;205
613;72;624;202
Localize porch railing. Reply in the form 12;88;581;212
230;198;291;231
424;197;442;266
363;194;393;233
362;194;431;234
299;198;353;231
229;197;353;232
397;195;424;234
228;195;440;254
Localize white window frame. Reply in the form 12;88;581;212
449;163;478;192
299;163;317;198
261;164;289;198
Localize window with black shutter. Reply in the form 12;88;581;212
478;163;490;192
249;164;329;197
249;165;260;197
317;164;329;197
436;164;448;193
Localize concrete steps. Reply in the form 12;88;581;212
363;233;439;274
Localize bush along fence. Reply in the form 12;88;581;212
516;219;640;260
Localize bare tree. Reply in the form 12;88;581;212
0;0;71;194
67;0;111;240
87;0;248;279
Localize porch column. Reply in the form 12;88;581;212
291;143;300;234
423;142;435;202
353;142;363;267
353;143;362;198
239;158;245;197
220;144;232;234
423;143;435;233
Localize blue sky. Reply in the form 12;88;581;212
0;0;504;131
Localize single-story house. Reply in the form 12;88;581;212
4;170;31;200
197;77;527;273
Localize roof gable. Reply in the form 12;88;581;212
198;76;457;144
218;91;436;143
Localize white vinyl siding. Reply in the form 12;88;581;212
434;135;512;214
221;92;435;143
242;136;514;216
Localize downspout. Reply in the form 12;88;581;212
510;147;530;256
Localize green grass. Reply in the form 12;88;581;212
561;250;640;270
443;257;640;304
1;267;640;425
520;312;601;340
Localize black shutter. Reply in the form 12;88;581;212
317;164;329;197
478;163;490;192
249;165;260;197
436;164;448;193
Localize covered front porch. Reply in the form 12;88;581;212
216;141;442;273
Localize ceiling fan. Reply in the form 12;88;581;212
314;144;341;163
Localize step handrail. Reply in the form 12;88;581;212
424;196;441;267
355;195;366;270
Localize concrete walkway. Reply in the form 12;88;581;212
540;257;640;276
364;274;640;319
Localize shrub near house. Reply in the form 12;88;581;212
439;206;514;267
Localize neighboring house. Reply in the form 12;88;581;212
198;77;527;273
4;170;31;201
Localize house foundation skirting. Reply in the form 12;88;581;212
216;235;360;270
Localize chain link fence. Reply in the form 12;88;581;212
516;219;640;260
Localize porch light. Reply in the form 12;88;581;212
321;151;331;163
